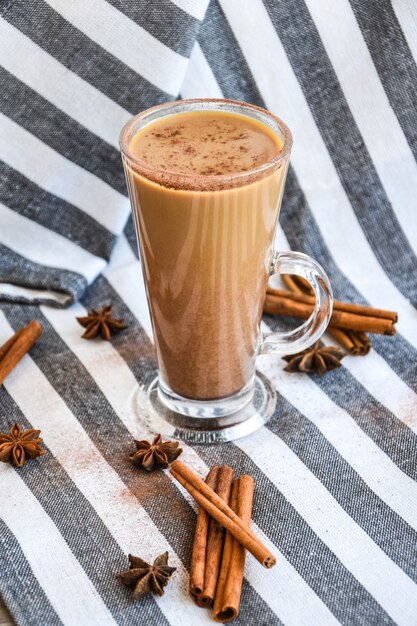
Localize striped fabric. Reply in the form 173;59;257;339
1;1;417;625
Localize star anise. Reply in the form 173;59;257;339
129;434;183;471
76;305;127;340
283;341;346;375
0;423;44;467
118;552;176;599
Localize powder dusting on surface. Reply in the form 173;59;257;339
129;110;282;176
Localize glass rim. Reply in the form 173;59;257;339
119;98;292;191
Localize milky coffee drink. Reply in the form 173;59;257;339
124;110;287;400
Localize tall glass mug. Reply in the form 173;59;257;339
120;99;332;442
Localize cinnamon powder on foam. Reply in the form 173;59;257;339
129;110;282;180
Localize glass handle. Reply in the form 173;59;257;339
260;251;333;356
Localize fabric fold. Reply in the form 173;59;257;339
0;0;211;307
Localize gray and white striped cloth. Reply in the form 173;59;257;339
1;1;417;625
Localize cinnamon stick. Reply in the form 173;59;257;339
264;293;396;335
267;287;398;322
0;328;24;361
190;466;219;598
347;330;371;356
213;481;238;621
198;466;234;607
0;321;42;385
280;276;372;354
213;476;254;623
170;461;276;569
283;273;318;295
281;273;304;293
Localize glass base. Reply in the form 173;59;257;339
134;372;276;443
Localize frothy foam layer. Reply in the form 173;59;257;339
129;110;282;177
